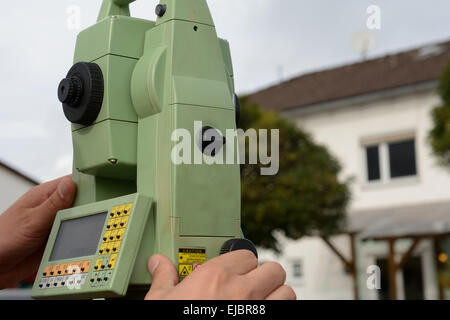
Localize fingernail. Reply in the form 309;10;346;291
57;180;68;200
149;257;160;274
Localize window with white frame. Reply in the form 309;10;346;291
363;137;418;184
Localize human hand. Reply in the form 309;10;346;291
0;176;77;288
145;250;296;300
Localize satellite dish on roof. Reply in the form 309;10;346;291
351;30;376;60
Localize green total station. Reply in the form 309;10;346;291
31;0;257;299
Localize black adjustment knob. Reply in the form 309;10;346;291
220;238;258;258
58;62;104;126
155;4;167;17
197;126;226;157
58;77;82;105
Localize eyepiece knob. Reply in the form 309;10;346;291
220;238;258;258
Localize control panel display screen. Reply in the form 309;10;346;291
50;212;107;261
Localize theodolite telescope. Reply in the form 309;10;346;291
31;0;256;299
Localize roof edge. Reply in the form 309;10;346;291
281;80;438;117
0;161;40;186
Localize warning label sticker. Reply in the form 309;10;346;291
178;248;206;278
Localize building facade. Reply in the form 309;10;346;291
0;161;37;213
250;41;450;300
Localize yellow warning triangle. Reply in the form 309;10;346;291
181;266;188;276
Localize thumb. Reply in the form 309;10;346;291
145;254;179;298
34;177;77;227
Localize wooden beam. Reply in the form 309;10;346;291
396;237;421;270
433;238;445;300
387;239;397;300
321;236;352;270
363;232;450;242
349;234;359;300
320;235;359;300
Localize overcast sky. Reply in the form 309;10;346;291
1;0;450;183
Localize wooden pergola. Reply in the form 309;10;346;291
365;232;449;300
320;200;450;300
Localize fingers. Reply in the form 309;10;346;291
265;285;297;300
32;176;77;229
17;175;73;209
145;254;179;298
244;262;286;299
206;250;258;275
0;246;45;289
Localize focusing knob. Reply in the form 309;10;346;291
58;77;82;105
58;62;104;126
220;238;258;258
197;126;226;157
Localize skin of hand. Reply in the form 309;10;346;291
145;251;297;300
0;176;77;289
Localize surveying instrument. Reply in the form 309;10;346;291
31;0;256;299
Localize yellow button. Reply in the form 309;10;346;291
111;241;121;254
94;258;103;271
111;218;119;229
109;230;118;241
124;203;132;215
108;254;117;270
116;229;125;240
103;231;111;242
117;205;125;216
111;206;118;217
99;243;108;255
105;242;114;254
120;216;129;228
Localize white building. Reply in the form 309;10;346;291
0;160;38;299
250;41;450;300
0;161;37;213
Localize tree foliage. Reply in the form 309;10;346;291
429;61;450;167
239;97;350;252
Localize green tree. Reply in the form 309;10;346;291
429;61;450;167
239;97;351;252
